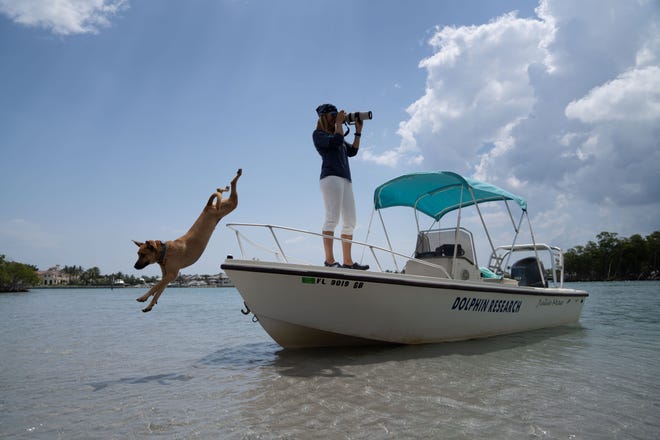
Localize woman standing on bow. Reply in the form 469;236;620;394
313;103;369;270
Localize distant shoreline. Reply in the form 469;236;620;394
30;284;235;290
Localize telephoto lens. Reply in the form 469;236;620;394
344;111;373;123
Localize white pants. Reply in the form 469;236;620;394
320;176;356;236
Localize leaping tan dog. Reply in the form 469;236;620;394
133;168;242;312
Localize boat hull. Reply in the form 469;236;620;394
222;260;588;349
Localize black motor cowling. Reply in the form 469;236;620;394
511;257;547;287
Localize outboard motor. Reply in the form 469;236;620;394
511;257;547;287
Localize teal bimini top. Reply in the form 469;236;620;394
373;171;527;221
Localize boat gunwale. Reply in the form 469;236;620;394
221;260;589;298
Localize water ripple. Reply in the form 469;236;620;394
1;284;659;439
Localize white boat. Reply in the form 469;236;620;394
221;171;588;349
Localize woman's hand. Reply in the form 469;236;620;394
334;110;346;135
355;119;363;133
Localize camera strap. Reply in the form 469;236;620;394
343;123;350;137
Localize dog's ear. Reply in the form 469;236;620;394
133;240;144;247
146;240;159;250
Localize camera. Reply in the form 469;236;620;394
344;111;373;124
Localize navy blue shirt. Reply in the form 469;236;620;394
313;130;358;182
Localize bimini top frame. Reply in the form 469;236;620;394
370;171;555;286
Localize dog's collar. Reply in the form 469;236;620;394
158;241;167;264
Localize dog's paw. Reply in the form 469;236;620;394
236;168;242;176
142;306;152;313
136;297;147;303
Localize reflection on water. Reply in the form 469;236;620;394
269;326;583;378
89;373;194;391
197;342;278;368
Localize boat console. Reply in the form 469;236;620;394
404;228;482;280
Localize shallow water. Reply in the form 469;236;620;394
1;282;659;439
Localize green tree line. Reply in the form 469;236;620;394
59;265;161;286
0;255;39;292
564;231;660;281
0;256;162;292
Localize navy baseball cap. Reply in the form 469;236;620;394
316;104;338;116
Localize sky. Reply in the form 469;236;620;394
1;0;659;278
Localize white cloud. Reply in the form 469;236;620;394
365;0;660;246
366;11;550;172
0;0;127;35
361;146;423;167
565;66;660;123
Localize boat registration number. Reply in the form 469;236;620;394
301;277;365;289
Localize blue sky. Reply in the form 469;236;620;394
1;0;659;277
